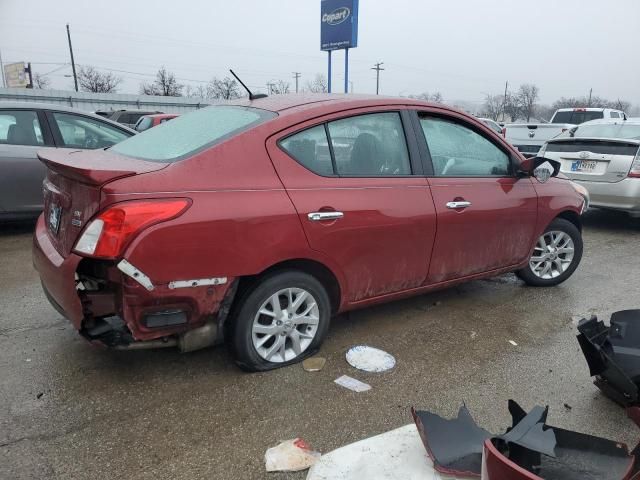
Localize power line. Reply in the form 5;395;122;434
372;62;384;95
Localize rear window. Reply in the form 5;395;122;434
111;106;276;162
557;123;640;140
552;111;604;124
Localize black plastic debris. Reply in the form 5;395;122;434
412;401;638;479
577;310;640;406
411;405;491;477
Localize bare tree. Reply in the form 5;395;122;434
77;66;121;93
409;92;443;103
32;73;51;90
503;92;523;122
207;77;241;100
481;94;504;120
305;74;328;93
268;80;290;95
140;67;183;96
184;84;208;99
516;84;539;122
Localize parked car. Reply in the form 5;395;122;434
479;117;505;136
108;110;162;129
505;108;627;158
0;102;135;221
33;95;587;371
539;118;640;217
134;113;179;132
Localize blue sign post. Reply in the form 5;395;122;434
321;0;358;93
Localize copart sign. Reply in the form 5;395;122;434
320;0;359;51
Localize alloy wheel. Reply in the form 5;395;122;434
251;288;319;363
529;230;575;279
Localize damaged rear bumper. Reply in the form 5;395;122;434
33;214;236;351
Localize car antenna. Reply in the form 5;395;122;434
229;69;267;100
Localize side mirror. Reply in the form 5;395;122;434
517;156;561;183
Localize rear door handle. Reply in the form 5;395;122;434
308;211;344;221
446;201;472;209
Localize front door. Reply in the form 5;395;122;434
267;109;437;303
415;112;538;284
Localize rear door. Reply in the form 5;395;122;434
0;109;53;215
547;139;639;183
415;111;538;284
267;108;437;303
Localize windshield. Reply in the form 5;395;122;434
111;105;276;162
552;111;604;124
557;123;640;140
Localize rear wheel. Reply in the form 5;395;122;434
229;270;331;371
516;218;583;286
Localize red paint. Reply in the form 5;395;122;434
32;95;584;345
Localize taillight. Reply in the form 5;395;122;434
74;199;190;258
630;148;640;178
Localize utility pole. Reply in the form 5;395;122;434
66;23;78;92
588;88;593;107
292;72;301;93
25;62;33;88
0;49;5;88
501;80;508;122
372;62;384;95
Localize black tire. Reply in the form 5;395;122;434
229;270;331;372
516;218;583;287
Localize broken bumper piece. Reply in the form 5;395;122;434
412;400;640;479
577;310;640;406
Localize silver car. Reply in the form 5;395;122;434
539;119;640;217
0;102;135;221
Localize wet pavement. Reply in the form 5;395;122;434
1;210;639;479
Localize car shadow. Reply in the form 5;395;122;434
581;209;640;232
0;219;37;236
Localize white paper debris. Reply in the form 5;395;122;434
265;438;321;472
334;375;371;392
509;340;518;346
346;345;396;373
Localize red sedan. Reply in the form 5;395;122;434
33;95;587;371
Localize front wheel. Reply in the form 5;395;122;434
516;218;583;287
229;270;331;371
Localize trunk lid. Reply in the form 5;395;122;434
505;124;573;156
545;138;640;183
39;148;167;256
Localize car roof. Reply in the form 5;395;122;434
0;101;136;132
226;93;447;116
555;107;620;112
143;113;179;119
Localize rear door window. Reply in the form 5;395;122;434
111;106;276;162
0;110;44;146
279;112;412;177
136;116;153;132
51;112;130;149
610;112;620;118
419;116;511;176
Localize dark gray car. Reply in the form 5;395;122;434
0;102;135;221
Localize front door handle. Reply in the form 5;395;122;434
308;211;344;221
446;201;472;209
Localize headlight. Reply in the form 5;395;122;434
569;181;590;214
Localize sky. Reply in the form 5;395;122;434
1;0;639;109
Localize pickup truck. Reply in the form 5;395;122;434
505;107;627;157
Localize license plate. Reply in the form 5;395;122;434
571;160;597;173
48;204;62;234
